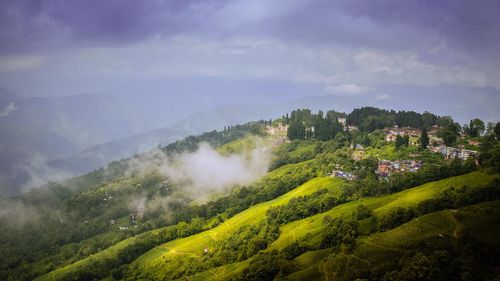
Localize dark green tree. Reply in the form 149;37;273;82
420;128;429;148
403;135;410;147
395;135;405;150
468;118;485;137
439;130;457;146
287;122;305;140
421;111;436;129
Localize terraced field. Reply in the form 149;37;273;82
184;172;497;280
36;160;334;281
37;170;498;281
133;177;343;276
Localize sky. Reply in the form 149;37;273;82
0;0;499;100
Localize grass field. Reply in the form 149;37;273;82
286;200;500;280
35;161;332;281
132;177;343;275
37;170;497;280
217;135;265;155
271;171;493;250
187;172;497;280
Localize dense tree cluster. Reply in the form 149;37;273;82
241;250;293;281
479;137;500;173
463;118;485;137
285;109;344;141
347;107;445;132
320;216;359;252
203;221;280;267
163;121;267;155
266;189;344;225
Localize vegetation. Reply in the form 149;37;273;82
1;107;499;281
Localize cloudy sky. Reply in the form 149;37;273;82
0;0;499;99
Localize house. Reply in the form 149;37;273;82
384;128;407;142
432;146;478;160
376;159;423;177
445;147;460;159
331;170;357;181
468;140;481;146
385;127;421;144
460;149;478;160
347;125;358;131
266;126;277;135
277;123;288;132
350;143;364;150
266;123;289;135
337;117;347;127
376;160;393;177
428;125;440;137
429;144;446;154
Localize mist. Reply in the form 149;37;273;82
126;139;271;199
162;143;271;196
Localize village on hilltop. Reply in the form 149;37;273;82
276;118;481;181
265;118;481;182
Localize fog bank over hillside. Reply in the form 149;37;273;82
125;140;271;199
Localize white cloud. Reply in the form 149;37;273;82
160;143;270;194
0;102;17;117
122;139;271;198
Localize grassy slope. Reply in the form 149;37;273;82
36;154;496;281
35;160;326;281
188;171;496;280
271;171;492;250
217;134;266;155
133;177;343;276
287;200;500;280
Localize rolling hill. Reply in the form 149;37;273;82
1;107;499;281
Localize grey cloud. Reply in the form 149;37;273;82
334;0;500;55
2;0;499;56
0;0;226;53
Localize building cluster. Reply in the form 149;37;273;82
384;127;421;145
429;145;477;160
266;123;289;135
331;170;357;181
376;159;423;177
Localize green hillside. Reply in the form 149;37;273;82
3;107;500;281
134;177;341;269
177;172;498;281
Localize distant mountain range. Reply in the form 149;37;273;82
1;84;499;196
